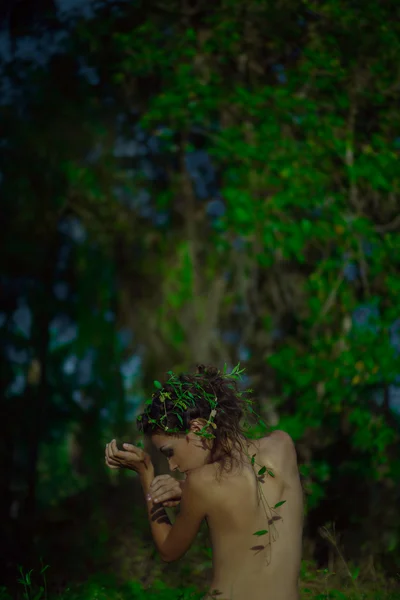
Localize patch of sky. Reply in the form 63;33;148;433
238;372;251;390
361;240;374;256
389;382;400;414
53;282;69;301
114;137;143;158
272;63;287;84
194;176;209;199
147;135;161;154
58;216;86;244
104;310;115;322
126;395;142;421
12;300;31;339
6;346;30;365
113;185;133;207
72;388;96;410
86;145;103;164
233;303;247;315
7;373;26;397
1;22;69;64
389;318;400;354
232;236;245;251
271;327;284;340
70;218;87;243
117;327;133;350
100;406;110;420
56;243;71;271
221;330;241;344
50;316;77;351
186;150;215;182
120;353;141;381
154;126;174;139
120;354;142;418
140;160;157;180
238;346;251;361
78;62;99;86
372;379;400;415
72;389;82;404
185;149;216;199
133;124;148;143
76;348;95;385
125;168;136;179
63;354;78;375
154;211;169;226
137;187;159;213
114;185;160;221
206;199;225;218
343;261;358;282
57;0;94;20
290;113;303;125
352;303;379;333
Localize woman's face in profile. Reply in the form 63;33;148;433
152;420;211;474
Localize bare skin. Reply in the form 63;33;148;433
150;428;303;600
106;427;303;600
201;433;303;600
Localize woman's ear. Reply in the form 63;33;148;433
189;418;208;433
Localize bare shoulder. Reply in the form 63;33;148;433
184;464;217;510
259;430;298;476
186;463;215;487
264;429;295;448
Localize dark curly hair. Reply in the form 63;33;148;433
136;364;251;478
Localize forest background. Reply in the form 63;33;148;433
1;0;400;599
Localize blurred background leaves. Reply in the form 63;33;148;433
1;0;400;596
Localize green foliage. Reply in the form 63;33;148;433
9;564;400;600
1;0;400;587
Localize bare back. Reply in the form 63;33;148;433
202;432;303;600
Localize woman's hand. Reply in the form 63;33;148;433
147;474;184;507
105;439;154;477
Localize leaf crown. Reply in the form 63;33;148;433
137;362;267;440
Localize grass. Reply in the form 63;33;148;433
2;560;398;600
2;524;398;600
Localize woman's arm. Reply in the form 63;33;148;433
140;471;174;556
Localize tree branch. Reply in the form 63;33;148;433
375;212;400;234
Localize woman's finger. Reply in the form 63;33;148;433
107;441;116;460
151;474;173;484
151;483;179;499
110;439;120;457
105;443;113;462
149;481;167;496
111;441;142;463
153;488;181;504
106;444;117;463
105;456;120;469
150;475;179;491
105;444;120;465
122;443;141;454
163;501;180;507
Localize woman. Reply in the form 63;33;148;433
105;365;303;600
